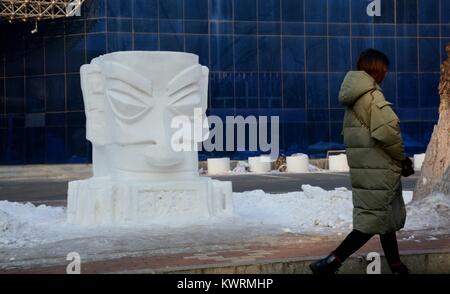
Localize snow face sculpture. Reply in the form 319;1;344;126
68;52;233;225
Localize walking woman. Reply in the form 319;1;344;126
310;49;411;274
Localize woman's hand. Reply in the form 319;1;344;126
400;157;415;177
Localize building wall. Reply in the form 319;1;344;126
0;0;449;164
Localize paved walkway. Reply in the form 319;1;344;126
2;230;448;274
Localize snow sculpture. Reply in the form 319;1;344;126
68;51;233;225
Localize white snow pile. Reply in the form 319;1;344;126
234;185;354;232
308;164;325;172
0;186;448;248
405;193;450;230
0;201;67;247
232;161;249;174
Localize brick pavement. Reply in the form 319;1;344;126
2;231;449;274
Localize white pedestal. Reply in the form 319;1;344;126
207;158;230;175
286;154;309;173
67;177;233;226
248;156;271;173
329;154;350;172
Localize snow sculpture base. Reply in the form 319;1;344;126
67;177;233;226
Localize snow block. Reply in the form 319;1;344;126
248;156;272;173
207;158;230;175
286;154;309;173
68;177;233;226
328;154;350;172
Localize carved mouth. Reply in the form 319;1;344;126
146;153;184;168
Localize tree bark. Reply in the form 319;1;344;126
413;43;450;200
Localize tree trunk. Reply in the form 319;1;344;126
413;43;450;201
433;166;450;196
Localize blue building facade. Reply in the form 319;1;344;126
0;0;449;164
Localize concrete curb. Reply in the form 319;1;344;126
2;250;448;274
115;250;450;274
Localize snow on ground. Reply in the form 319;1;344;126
234;185;354;232
0;186;448;249
404;193;450;230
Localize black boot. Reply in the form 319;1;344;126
390;263;409;274
309;254;341;274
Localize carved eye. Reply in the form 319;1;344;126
103;62;153;122
168;84;202;117
166;65;206;117
107;80;151;122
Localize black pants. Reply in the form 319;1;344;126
332;229;402;267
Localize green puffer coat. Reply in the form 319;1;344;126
339;71;406;235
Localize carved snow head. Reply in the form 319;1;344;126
80;52;209;180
